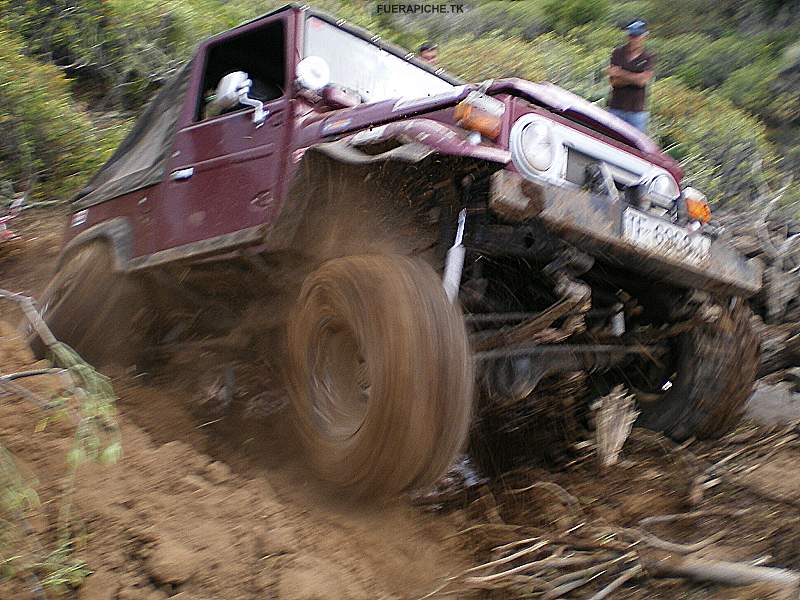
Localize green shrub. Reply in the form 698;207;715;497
649;77;779;206
567;24;622;53
543;0;610;33
719;59;779;118
455;1;549;40
647;32;713;78
605;0;653;28
0;27;122;201
440;34;548;82
677;36;767;88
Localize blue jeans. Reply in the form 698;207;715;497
609;108;649;133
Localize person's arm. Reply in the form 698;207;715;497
609;65;653;87
608;49;623;87
608;52;654;87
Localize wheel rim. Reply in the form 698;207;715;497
307;317;370;441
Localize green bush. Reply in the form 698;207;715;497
647;32;713;78
567;24;622;53
543;0;610;33
605;0;653;28
454;1;549;41
649;77;779;206
719;59;779;118
0;27;124;201
677;36;768;88
440;32;608;99
440;34;548;82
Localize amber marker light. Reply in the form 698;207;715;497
454;91;505;140
684;187;712;224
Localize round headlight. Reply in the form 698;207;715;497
520;120;555;172
648;173;680;200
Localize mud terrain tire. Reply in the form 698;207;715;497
287;254;473;496
30;241;143;365
637;300;759;441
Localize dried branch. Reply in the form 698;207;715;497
639;508;750;527
585;565;643;600
648;557;800;590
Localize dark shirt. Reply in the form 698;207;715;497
608;45;654;112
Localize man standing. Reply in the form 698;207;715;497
419;42;439;66
607;20;654;133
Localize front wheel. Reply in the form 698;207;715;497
287;254;474;497
637;299;760;440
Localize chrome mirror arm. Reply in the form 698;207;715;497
239;95;268;127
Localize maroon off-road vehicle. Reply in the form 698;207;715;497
37;5;761;494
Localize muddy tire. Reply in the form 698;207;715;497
287;254;474;497
29;241;144;365
637;299;760;441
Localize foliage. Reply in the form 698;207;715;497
0;292;121;596
646;32;713;78
676;36;768;89
649;78;779;205
543;0;610;33
451;1;549;41
442;32;610;100
0;27;121;202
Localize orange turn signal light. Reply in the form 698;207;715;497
685;197;711;223
454;91;505;139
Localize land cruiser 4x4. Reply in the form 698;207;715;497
35;4;761;495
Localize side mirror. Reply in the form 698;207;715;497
296;56;331;92
207;71;267;126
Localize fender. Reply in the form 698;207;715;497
266;130;508;254
57;217;134;272
345;118;511;165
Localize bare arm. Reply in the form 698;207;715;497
608;65;653;87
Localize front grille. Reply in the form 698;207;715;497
565;147;594;186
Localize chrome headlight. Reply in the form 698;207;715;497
510;115;557;179
520;120;554;171
648;172;680;201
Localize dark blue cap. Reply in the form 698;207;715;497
626;20;648;36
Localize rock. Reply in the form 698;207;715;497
181;474;209;491
146;536;198;584
205;460;232;484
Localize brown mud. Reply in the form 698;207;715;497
2;210;800;600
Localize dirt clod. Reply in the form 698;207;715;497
146;536;198;585
205;460;232;484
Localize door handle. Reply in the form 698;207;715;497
170;167;194;181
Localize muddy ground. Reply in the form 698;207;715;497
2;210;800;600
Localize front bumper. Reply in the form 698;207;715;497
489;170;762;298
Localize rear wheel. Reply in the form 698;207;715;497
287;254;474;496
29;241;144;365
636;299;759;440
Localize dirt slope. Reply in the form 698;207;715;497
0;211;470;600
4;210;800;600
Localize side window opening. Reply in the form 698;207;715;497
196;20;286;121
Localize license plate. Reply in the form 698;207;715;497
622;208;710;265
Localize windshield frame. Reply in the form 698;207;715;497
299;8;463;101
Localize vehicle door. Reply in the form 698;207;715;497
155;13;293;254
